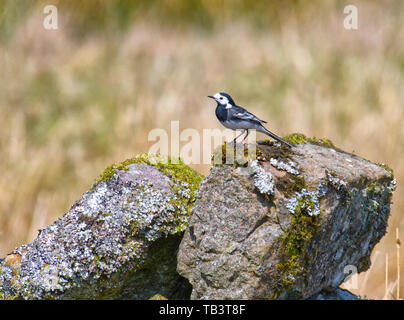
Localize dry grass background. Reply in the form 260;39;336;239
0;0;403;299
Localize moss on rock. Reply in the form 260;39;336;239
177;133;396;300
0;153;203;300
149;293;168;300
274;193;321;298
283;133;337;150
376;163;394;179
94;154;203;192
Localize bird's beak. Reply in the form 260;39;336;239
207;95;215;99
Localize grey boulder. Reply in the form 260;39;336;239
0;154;202;299
177;134;396;299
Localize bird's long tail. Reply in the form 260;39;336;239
261;127;293;148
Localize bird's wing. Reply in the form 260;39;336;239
231;105;267;124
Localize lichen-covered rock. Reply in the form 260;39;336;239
177;134;396;299
0;154;203;299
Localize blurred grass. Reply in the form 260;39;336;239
0;0;403;299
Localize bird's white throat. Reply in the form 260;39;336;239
225;104;232;109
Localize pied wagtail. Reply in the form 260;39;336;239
208;92;293;148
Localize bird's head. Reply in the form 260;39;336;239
208;92;235;107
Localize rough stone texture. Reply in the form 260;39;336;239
177;137;396;300
309;288;359;300
0;154;202;299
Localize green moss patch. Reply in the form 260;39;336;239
275;174;306;198
283;133;338;150
93;153;203;196
211;133;341;169
271;186;324;298
257;140;294;160
149;294;168;300
92;154;203;236
273;208;320;298
211;142;262;167
376;163;394;179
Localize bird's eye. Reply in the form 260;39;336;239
220;97;223;100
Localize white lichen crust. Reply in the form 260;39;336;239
249;160;275;195
178;139;396;300
0;156;202;300
270;158;299;175
286;188;321;216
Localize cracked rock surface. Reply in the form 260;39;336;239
177;140;396;299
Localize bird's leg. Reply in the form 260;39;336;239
241;129;249;142
232;130;245;144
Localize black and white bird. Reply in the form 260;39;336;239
208;92;293;148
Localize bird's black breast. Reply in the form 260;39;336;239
215;105;228;122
